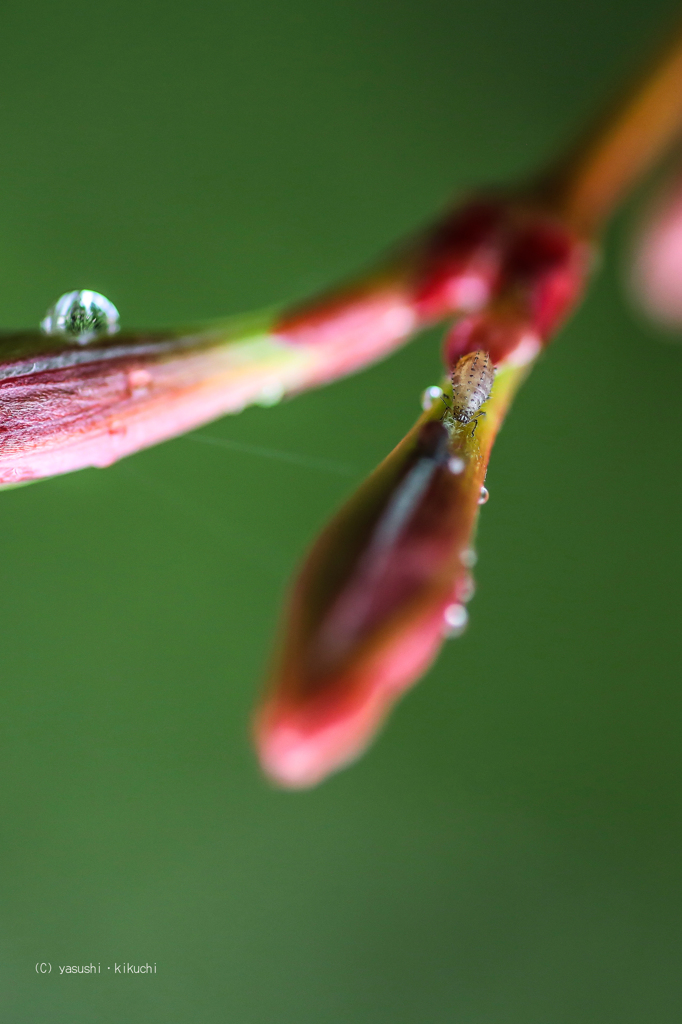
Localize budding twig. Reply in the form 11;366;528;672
2;16;682;785
254;18;682;786
537;20;682;234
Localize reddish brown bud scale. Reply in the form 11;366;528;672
503;219;589;338
440;212;587;371
412;200;507;321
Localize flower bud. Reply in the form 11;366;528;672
631;168;682;327
255;416;486;787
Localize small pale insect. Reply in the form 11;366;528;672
444;349;495;432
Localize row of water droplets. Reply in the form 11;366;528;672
443;554;477;640
421;384;490;507
421;385;489;641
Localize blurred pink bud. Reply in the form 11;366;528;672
631;168;682;326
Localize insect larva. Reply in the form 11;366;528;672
444;350;495;431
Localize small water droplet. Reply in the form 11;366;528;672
256;380;285;407
458;574;476;603
478;486;489;505
460;548;477;568
421;385;443;411
443;603;468;637
448;456;465;474
41;290;120;345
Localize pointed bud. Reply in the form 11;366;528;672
254;349;533;788
255;416;480;786
255;208;589;787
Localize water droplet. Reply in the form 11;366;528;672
443;603;468;637
448;456;465;474
478;486;489;505
460;548;477;568
421;385;443;411
256;380;285;407
458;574;476;603
41;290;120;345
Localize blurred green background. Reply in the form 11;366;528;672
1;0;682;1020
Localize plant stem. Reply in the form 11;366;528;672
537;19;682;235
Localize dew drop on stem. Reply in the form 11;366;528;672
460;548;477;568
459;575;476;603
41;290;120;345
256;380;285;407
443;603;468;638
421;385;443;411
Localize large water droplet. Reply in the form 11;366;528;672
478;486;489;505
41;290;120;345
421;385;443;411
448;456;465;475
443;603;468;638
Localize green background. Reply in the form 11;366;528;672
1;0;682;1020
